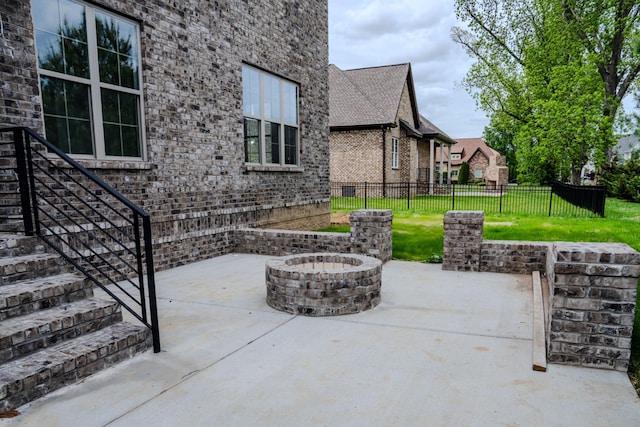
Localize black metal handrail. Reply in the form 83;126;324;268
1;127;160;353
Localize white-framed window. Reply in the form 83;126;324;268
33;0;144;159
451;153;461;160
451;170;459;177
242;65;299;166
391;137;399;169
474;168;483;179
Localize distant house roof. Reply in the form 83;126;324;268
329;63;417;129
329;63;454;145
614;135;640;159
438;137;500;165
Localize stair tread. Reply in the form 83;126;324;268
0;272;87;298
0;252;58;266
0;322;150;383
0;297;119;339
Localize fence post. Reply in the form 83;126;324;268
407;181;410;210
451;183;455;210
499;185;504;213
364;181;367;209
548;185;554;217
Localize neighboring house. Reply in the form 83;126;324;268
613;135;640;163
437;137;509;186
0;0;330;268
328;63;456;189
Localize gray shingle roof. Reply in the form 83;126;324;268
329;63;411;128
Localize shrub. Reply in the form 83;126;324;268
458;162;470;184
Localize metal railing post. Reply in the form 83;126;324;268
13;129;34;235
143;216;161;353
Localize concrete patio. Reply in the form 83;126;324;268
3;254;639;426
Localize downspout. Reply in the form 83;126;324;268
382;126;387;196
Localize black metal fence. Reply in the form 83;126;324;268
331;182;606;217
551;181;606;216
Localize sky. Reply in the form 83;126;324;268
328;0;638;140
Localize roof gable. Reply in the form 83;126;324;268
329;63;419;128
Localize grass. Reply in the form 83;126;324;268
322;197;640;394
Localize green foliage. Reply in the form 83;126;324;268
458;162;470;184
600;151;640;202
453;0;640;184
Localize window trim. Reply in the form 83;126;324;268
242;64;300;168
34;0;146;161
391;137;399;169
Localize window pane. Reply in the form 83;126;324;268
44;116;69;152
242;66;260;116
68;119;93;154
96;12;139;88
119;92;138;125
65;80;91;119
120;57;139;89
98;48;119;85
244;118;260;163
283;81;297;125
121;126;140;157
103;123;121;156
58;0;87;41
32;0;61;34
101;89;141;157
100;88;119;122
265;121;280;164
35;31;64;73
41;76;93;155
284;126;297;165
263;75;280;121
41;76;66;116
62;35;89;78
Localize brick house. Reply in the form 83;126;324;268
0;0;330;269
436;137;509;186
328;63;455;188
0;0;335;409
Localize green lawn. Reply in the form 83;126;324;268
323;197;640;393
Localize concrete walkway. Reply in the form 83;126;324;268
3;254;639;426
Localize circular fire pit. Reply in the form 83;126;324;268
266;253;382;316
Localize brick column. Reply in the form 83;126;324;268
442;211;484;272
349;210;393;263
549;243;640;371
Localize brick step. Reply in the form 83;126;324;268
0;298;122;363
0;273;94;321
0;221;24;234
0;253;69;285
0;234;44;258
0;322;152;411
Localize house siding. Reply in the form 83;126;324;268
329;129;384;183
0;0;330;270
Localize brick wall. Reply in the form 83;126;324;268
549;243;639;371
234;209;393;263
0;0;330;270
442;210;640;371
330;130;384;183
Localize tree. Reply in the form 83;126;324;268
458;162;470;184
452;0;640;184
484;119;517;181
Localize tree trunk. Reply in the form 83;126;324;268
570;167;582;185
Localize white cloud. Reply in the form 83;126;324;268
329;0;489;138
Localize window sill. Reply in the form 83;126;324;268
50;158;154;171
244;165;304;173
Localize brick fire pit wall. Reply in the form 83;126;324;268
266;253;382;316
